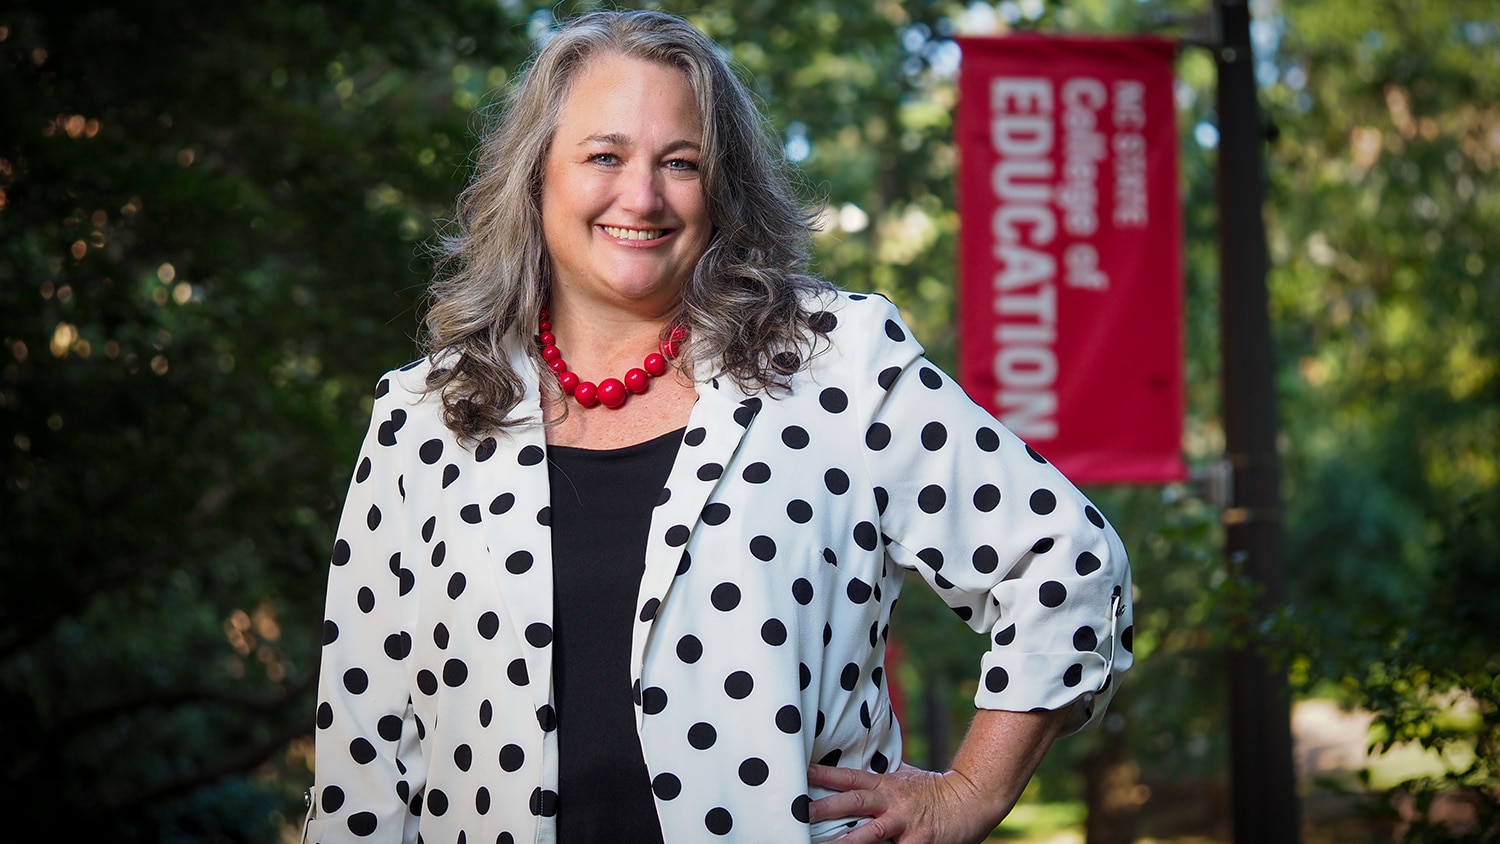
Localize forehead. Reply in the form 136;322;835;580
553;52;703;138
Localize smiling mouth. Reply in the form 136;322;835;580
601;225;670;241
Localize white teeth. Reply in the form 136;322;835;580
602;225;666;241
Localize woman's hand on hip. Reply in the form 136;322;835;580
805;762;1004;844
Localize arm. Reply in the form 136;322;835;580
807;707;1069;844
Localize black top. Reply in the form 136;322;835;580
548;428;684;844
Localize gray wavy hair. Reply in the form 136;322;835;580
421;8;833;440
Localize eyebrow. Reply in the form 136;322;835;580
579;133;701;154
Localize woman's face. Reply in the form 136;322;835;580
541;52;711;315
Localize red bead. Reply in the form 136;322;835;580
539;309;549;320
624;368;650;394
574;381;599;407
597;378;627;408
643;353;668;377
549;358;569;373
538;331;555;346
539;319;551;332
558;371;580;394
541;344;562;362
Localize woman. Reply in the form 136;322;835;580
310;10;1132;844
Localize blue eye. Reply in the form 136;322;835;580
665;158;700;172
587;153;620;165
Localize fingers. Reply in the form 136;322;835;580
807;763;883;792
807;784;884;823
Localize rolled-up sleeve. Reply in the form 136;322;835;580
849;296;1133;733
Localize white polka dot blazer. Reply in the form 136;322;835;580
310;291;1134;843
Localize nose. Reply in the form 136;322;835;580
618;160;664;215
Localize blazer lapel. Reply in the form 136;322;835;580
476;347;557;717
628;371;757;700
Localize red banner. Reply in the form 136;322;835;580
955;35;1185;484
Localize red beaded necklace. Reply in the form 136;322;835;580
537;308;687;409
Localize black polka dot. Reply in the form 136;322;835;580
639;597;661;622
918;367;942;389
871;751;890;773
478;612;499;639
357;587;375;613
864;423;891;450
374;378;390;398
427;788;449;816
787;499;813;523
917;547;944;571
505;550;532;574
1026;444;1048;463
525;622;553;647
684;426;707;446
972;545;999;574
438;663;468;694
642;686;668;715
884;319;906;341
839;662;859;691
921;421;947;450
665;524;690;546
518;445;544;466
1029;488;1057;515
761;618;787;645
792;578;814;605
347;811;378;835
460;503;481;524
442;464;460;488
702;503;731;525
724;671;754;699
476;786;490;814
1039;581;1067;607
846;579;873;604
489;493;515;515
447;572;466;599
697;462;723;481
807;310;838;332
781;426;810;449
1074;626;1098;651
706;807;733;835
824;468;850;495
479;700;493;727
677;634;703;663
985;666;1010;692
506;658;529;686
738;757;769;786
1063;663;1084;687
383;632;411;660
874;486;889;514
343;668;369;694
366;505;381;530
536;705;556;731
711;583;741;611
1122;625;1134;652
994;624;1016;646
499;743;524;771
475;437;496;461
853;521;878;551
775;704;802;733
417;670;438;696
430;541;446;567
1031;537;1055;554
742;462;771;483
350;736;376;764
791;793;812;823
321;785;345;813
819;387;848;413
1076;551;1102;576
750;535;777;561
918;484;947;513
877;366;901;390
976;427;1000;452
529;787;558;817
1085;505;1106;528
648;773;681;801
419;438;443;464
688;722;717;749
734;399;761;427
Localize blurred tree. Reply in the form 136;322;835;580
0;0;533;836
4;0;1495;840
